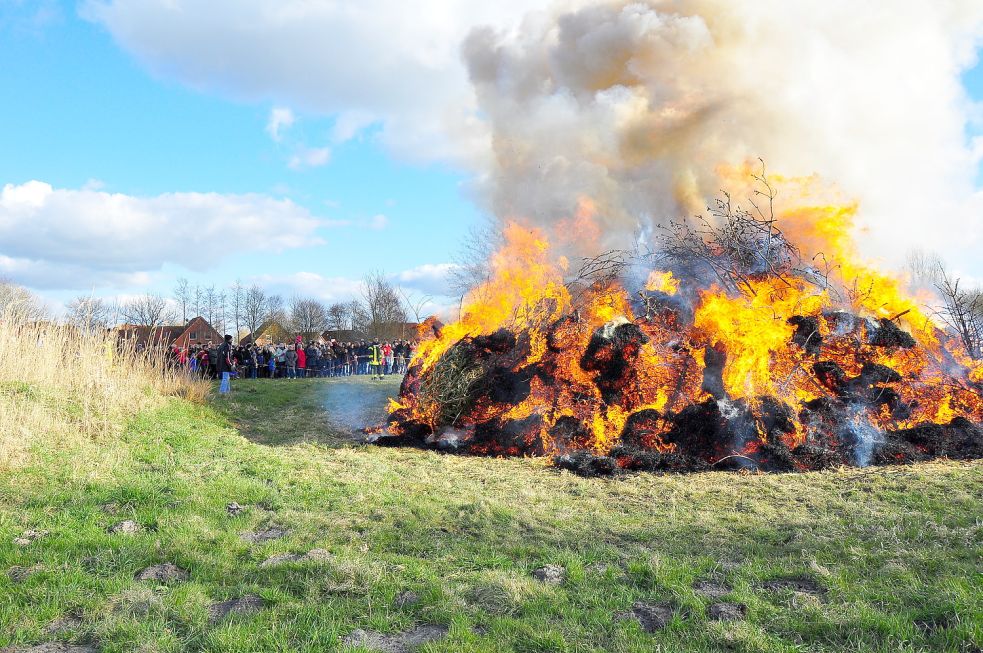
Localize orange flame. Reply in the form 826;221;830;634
394;171;983;460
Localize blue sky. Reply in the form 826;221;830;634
0;0;484;312
2;0;983;316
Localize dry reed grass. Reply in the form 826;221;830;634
0;308;209;469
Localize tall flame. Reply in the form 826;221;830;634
393;173;982;466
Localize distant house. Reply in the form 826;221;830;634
240;319;292;347
173;316;223;347
116;316;221;349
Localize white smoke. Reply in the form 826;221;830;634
462;0;983;276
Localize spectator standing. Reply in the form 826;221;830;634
369;340;383;380
382;341;394;375
285;345;298;379
217;334;234;393
297;344;307;379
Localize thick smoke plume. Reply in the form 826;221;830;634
462;0;983;274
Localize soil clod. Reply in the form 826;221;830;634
240;526;290;543
618;602;675;633
693;579;732;599
341;625;448;652
134;563;189;583
531;564;565;584
708;602;747;621
107;520;140;535
208;595;267;623
760;576;825;596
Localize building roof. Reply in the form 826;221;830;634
117;316;220;347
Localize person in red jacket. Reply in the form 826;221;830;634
296;343;307;378
381;341;393;375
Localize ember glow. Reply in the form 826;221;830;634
379;173;983;474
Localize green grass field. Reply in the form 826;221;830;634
1;377;981;652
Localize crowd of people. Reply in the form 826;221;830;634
169;337;417;380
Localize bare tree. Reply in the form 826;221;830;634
290;296;329;341
229;280;245;341
361;272;407;338
202;285;218;327
345;298;368;333
904;248;945;290
326;302;348;331
173;277;191;323
242;284;267;340
66;295;112;331
399;287;433;323
191;283;203;319
448;218;502;299
265;294;286;325
215;289;228;336
936;267;983;360
121;293;175;329
0;279;48;322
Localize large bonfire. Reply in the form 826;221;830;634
375;169;983;474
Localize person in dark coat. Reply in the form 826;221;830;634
215;335;235;392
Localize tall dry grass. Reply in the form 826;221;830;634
0;309;210;469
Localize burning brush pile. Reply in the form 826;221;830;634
374;173;983;475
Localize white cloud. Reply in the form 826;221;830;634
266;106;295;142
80;0;552;166
394;262;460;296
251;271;363;305
257;262;460;305
0;255;152;290
1;0;63;34
368;214;388;230
288;145;331;170
0;180;326;290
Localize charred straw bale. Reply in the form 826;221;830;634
662;399;757;463
890;417;983;459
701;343;727;400
756;396;797;437
868;318;917;349
856;363;903;386
870;438;929;466
472;414;548;456
485;366;533;405
754;440;797;472
787;315;823;356
471;328;517;354
580;320;650;404
554;451;618;477
812;361;846;393
549;416;593;450
609;445;710;473
609;446;663;471
841;363;909;415
868;386;912;420
619;409;664;449
581;320;649;369
790;444;844;470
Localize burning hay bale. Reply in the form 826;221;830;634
377;179;983;476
